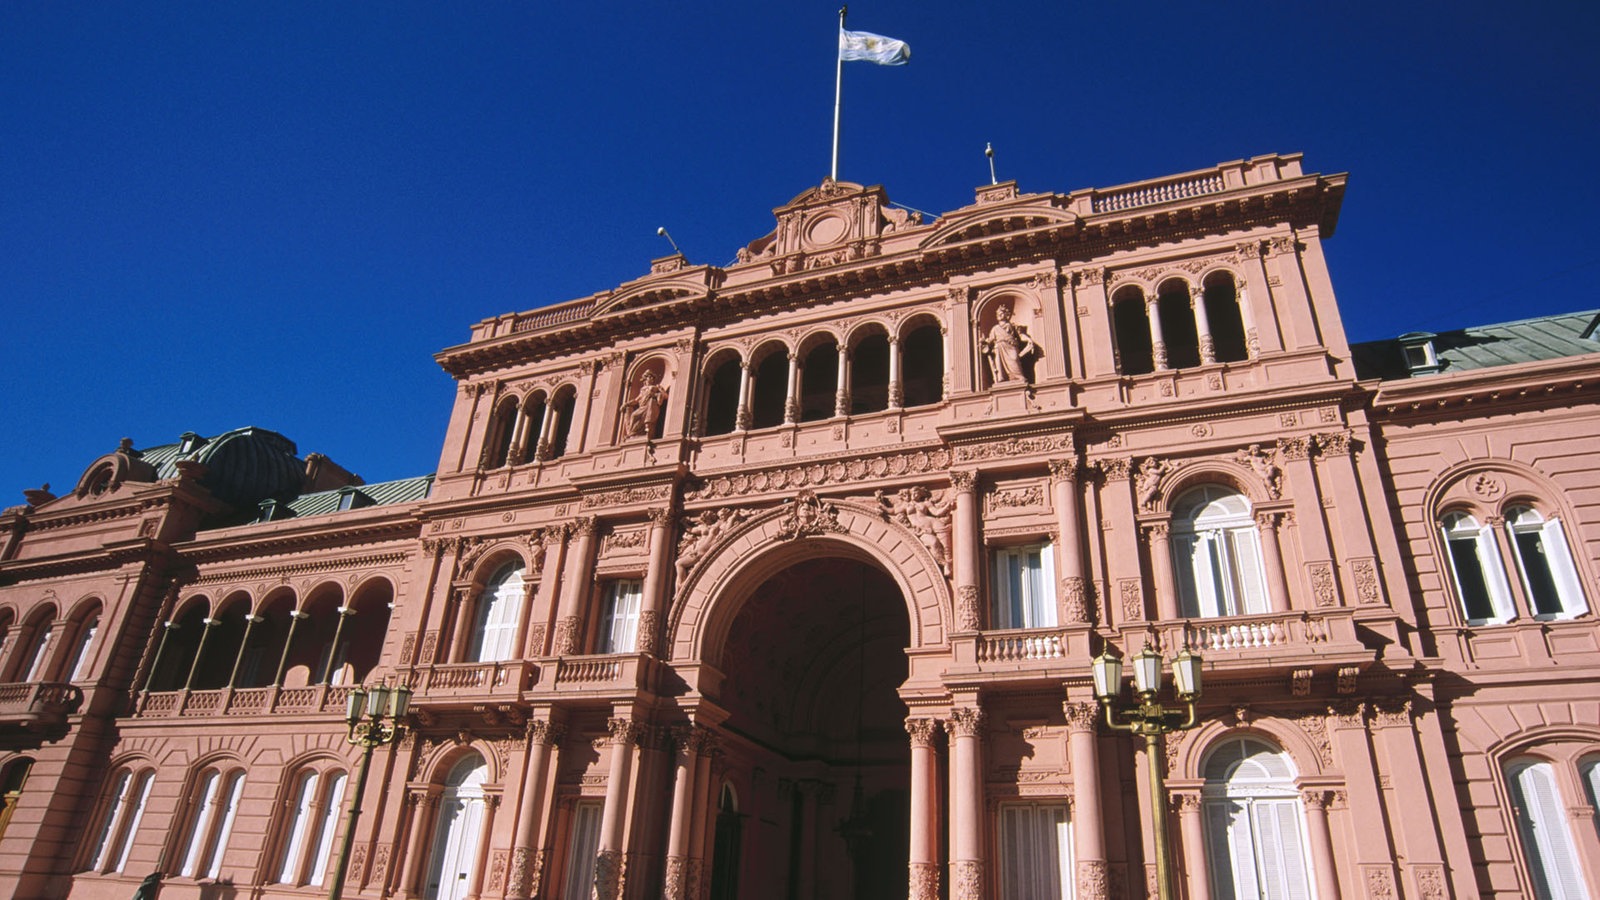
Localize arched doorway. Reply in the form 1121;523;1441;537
713;556;912;900
422;754;489;900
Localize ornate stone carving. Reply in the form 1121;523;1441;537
675;505;751;583
877;486;953;574
1277;435;1313;460
951;860;984;900
636;609;661;656
1135;457;1171;510
584;485;670;510
949;469;976;491
593;849;622;900
1363;865;1397;900
1307;562;1337;607
947;707;987;737
553;616;580;655
665;856;687;900
910;862;941;900
1327;701;1368;728
1063;701;1097;732
1235;444;1283;498
1414;864;1447;900
1060;576;1089;624
1337;666;1359;694
980;302;1040;385
1069;860;1107;900
1351;557;1381;604
1315;431;1353;456
954;433;1073;462
1097;457;1130;481
608;717;645;746
487;849;509;893
1373;699;1412;727
905;717;940;747
687;447;955;500
956;585;981;632
600;528;647;555
774;490;847;541
1047;458;1083;484
1469;472;1505;500
1292;668;1312;697
1120;580;1144;621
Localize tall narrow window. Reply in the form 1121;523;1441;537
901;323;945;408
703;358;743;436
467;562;526;662
750;351;789;430
275;768;347;886
1172;487;1269;618
423;755;489;900
1441;512;1515;624
66;615;100;681
1203;738;1314;900
1506;507;1588;619
87;768;154;873
799;343;839;422
997;802;1072;899
1113;294;1155;376
178;768;245;879
1506;758;1589;900
17;621;54;682
0;760;30;843
600;580;643;654
991;543;1056;629
561;801;604;900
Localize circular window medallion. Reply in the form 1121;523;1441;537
804;213;849;247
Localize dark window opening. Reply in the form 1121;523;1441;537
800;344;839;422
704;360;743;436
901;325;944;407
1113;298;1154;375
850;334;890;415
1158;292;1201;369
1203;279;1250;362
547;390;576;459
750;353;789;430
484;402;518;468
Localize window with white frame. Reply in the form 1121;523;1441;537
16;620;54;682
1172;487;1270;618
423;755;490;900
1202;737;1315;900
176;767;245;879
991;542;1056;629
1505;507;1588;619
997;801;1072;899
86;767;154;874
1440;512;1515;624
66;614;100;682
561;800;604;900
467;562;526;662
600;580;643;653
1505;757;1590;900
275;767;348;886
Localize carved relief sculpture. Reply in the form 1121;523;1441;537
1135;457;1171;510
875;485;953;574
675;507;750;584
980;303;1040;385
1235;443;1283;498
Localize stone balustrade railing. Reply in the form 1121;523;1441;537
135;683;355;718
1092;172;1226;213
0;681;83;726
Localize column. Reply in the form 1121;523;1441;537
664;727;707;900
795;781;819;900
1177;794;1211;900
448;587;475;662
1143;523;1181;620
1064;702;1107;898
1278;436;1337;610
320;605;354;684
947;706;986;900
595;717;641;900
400;790;438;898
834;346;851;417
1371;701;1448;894
950;471;981;632
226;614;262;687
784;352;801;424
533;401;556;462
272;610;308;683
687;745;716;900
1255;512;1293;613
637;508;674;656
1049;460;1089;624
1301;790;1341;900
1146;294;1168;370
509;401;531;464
182;617;219;690
529;525;569;658
887;337;903;409
1191;286;1216;364
553;518;597;655
906;718;942;900
467;794;501;898
734;362;753;431
510;720;563;900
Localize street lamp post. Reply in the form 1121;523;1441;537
1091;646;1203;900
327;683;412;900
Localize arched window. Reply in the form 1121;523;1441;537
1157;288;1201;370
997;801;1071;899
1440;512;1515;625
709;784;744;900
64;612;100;682
901;322;945;408
702;356;743;436
799;342;839;422
0;759;31;842
991;542;1056;630
85;766;154;874
483;398;520;469
1505;757;1588;900
1506;506;1588;619
1172;487;1269;618
1202;273;1250;362
1203;737;1313;900
423;755;490;900
749;349;790;430
1112;291;1154;375
13;614;55;683
849;332;890;415
176;767;246;879
468;562;526;662
546;388;577;459
275;766;348;886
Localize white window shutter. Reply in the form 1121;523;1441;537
1249;798;1312;900
278;771;319;883
89;770;133;871
562;802;604;900
1542;519;1587;616
307;771;347;886
202;772;245;878
180;771;222;877
1510;761;1590;900
1476;527;1517;622
1230;527;1270;616
604;581;642;653
1172;534;1201;617
112;772;153;874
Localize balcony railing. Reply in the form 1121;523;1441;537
542;653;656;694
134;684;353;718
976;628;1068;663
412;660;536;698
0;681;82;728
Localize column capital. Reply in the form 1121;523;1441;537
1300;789;1331;810
1062;701;1098;733
527;719;566;747
949;469;976;491
607;717;646;747
905;717;942;747
1047;458;1085;484
946;706;987;737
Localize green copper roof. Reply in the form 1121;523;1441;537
280;474;435;518
1350;310;1600;380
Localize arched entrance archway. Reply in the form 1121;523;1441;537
710;556;912;900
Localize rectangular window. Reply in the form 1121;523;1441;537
600;580;643;653
561;801;604;900
991;543;1056;630
1510;518;1587;619
997;802;1071;899
1444;526;1515;625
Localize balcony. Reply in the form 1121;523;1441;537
0;681;82;729
409;659;539;708
134;684;353;718
537;653;659;697
1139;608;1372;676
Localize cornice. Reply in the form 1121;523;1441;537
175;517;422;564
1368;353;1599;419
188;549;411;585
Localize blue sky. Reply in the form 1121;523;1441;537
3;2;1597;497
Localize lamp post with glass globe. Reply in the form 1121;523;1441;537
327;683;412;900
1091;646;1203;900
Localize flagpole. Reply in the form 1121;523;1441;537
831;5;846;181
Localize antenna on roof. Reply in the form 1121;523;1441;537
656;227;683;256
985;142;998;185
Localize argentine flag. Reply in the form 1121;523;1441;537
839;29;910;66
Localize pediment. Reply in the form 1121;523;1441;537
592;267;718;320
919;202;1078;251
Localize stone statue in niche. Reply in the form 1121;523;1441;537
1235;443;1283;499
981;303;1039;385
622;370;669;439
876;485;953;574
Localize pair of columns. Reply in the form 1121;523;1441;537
908;704;1110;900
1171;788;1341;900
1143;288;1223;371
510;399;562;463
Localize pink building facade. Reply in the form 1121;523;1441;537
1;154;1597;900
